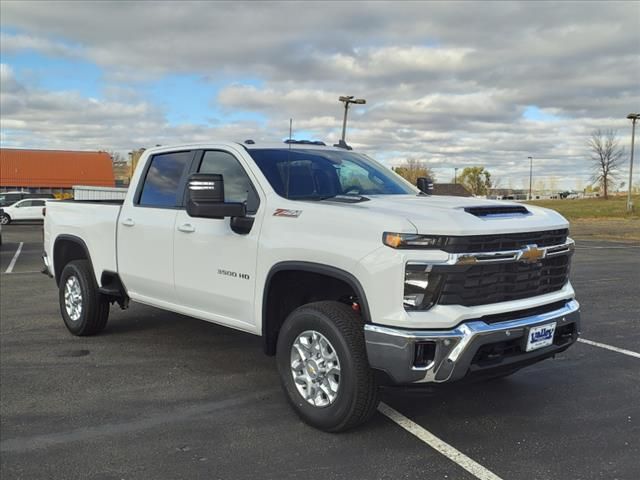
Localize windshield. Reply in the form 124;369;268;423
248;148;417;199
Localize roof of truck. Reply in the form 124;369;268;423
242;141;343;150
142;141;350;155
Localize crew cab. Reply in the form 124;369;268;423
43;141;580;431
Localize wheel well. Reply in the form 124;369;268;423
53;237;90;285
262;266;369;356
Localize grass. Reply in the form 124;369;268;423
526;195;640;220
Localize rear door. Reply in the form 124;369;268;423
117;150;195;305
30;200;46;220
173;148;263;330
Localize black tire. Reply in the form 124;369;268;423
0;213;11;225
59;260;109;336
276;301;379;432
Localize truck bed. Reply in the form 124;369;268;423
44;200;122;284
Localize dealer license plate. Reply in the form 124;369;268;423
526;322;557;352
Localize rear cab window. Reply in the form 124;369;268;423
137;151;193;208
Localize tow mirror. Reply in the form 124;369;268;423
186;173;246;219
417;177;433;195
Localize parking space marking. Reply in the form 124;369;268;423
578;338;640;359
378;403;503;480
574;245;640;249
5;242;24;274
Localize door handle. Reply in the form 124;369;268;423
121;218;135;227
178;223;195;233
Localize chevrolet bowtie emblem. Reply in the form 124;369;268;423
519;245;546;264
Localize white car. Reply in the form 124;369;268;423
0;198;48;224
43;141;580;432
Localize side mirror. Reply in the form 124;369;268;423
417;177;433;195
186;173;246;219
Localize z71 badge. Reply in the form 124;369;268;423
273;208;302;218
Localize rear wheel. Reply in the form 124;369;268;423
276;301;379;432
0;213;11;225
59;260;109;336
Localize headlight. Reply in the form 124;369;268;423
383;232;447;249
403;263;443;310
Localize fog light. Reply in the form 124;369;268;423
414;341;436;369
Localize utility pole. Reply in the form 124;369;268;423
626;113;639;213
454;167;458;184
338;96;366;144
528;156;533;200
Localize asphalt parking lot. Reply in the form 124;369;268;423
1;224;638;480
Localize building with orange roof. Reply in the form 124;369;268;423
0;148;115;195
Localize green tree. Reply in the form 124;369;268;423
458;166;492;196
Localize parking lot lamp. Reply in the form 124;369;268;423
339;96;366;144
528;156;533;200
626;113;639;213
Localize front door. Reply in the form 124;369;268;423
173;148;263;331
117;150;194;305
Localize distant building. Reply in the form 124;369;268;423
112;161;132;187
0;148;115;195
433;183;472;197
129;148;146;176
488;189;528;200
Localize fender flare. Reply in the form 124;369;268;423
261;261;372;354
52;234;95;285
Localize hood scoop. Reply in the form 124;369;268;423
464;205;531;217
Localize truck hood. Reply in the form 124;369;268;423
329;195;568;236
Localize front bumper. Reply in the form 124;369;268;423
364;299;580;384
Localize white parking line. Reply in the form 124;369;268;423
575;245;640;249
378;403;504;480
5;242;24;274
578;338;640;359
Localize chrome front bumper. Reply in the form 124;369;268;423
364;299;580;384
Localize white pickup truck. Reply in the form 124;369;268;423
43;141;580;431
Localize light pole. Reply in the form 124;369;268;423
454;167;458;184
626;113;639;213
338;96;366;144
528;156;533;200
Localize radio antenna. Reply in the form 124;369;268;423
285;118;292;199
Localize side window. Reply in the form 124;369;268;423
199;151;259;213
32;200;46;207
16;200;32;207
139;151;193;207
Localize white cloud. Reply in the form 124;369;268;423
0;1;638;189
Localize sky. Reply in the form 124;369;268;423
0;0;639;190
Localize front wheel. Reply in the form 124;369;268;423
59;260;109;336
276;301;379;432
0;214;11;225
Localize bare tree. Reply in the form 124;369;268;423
392;158;436;185
588;130;624;199
106;150;125;163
